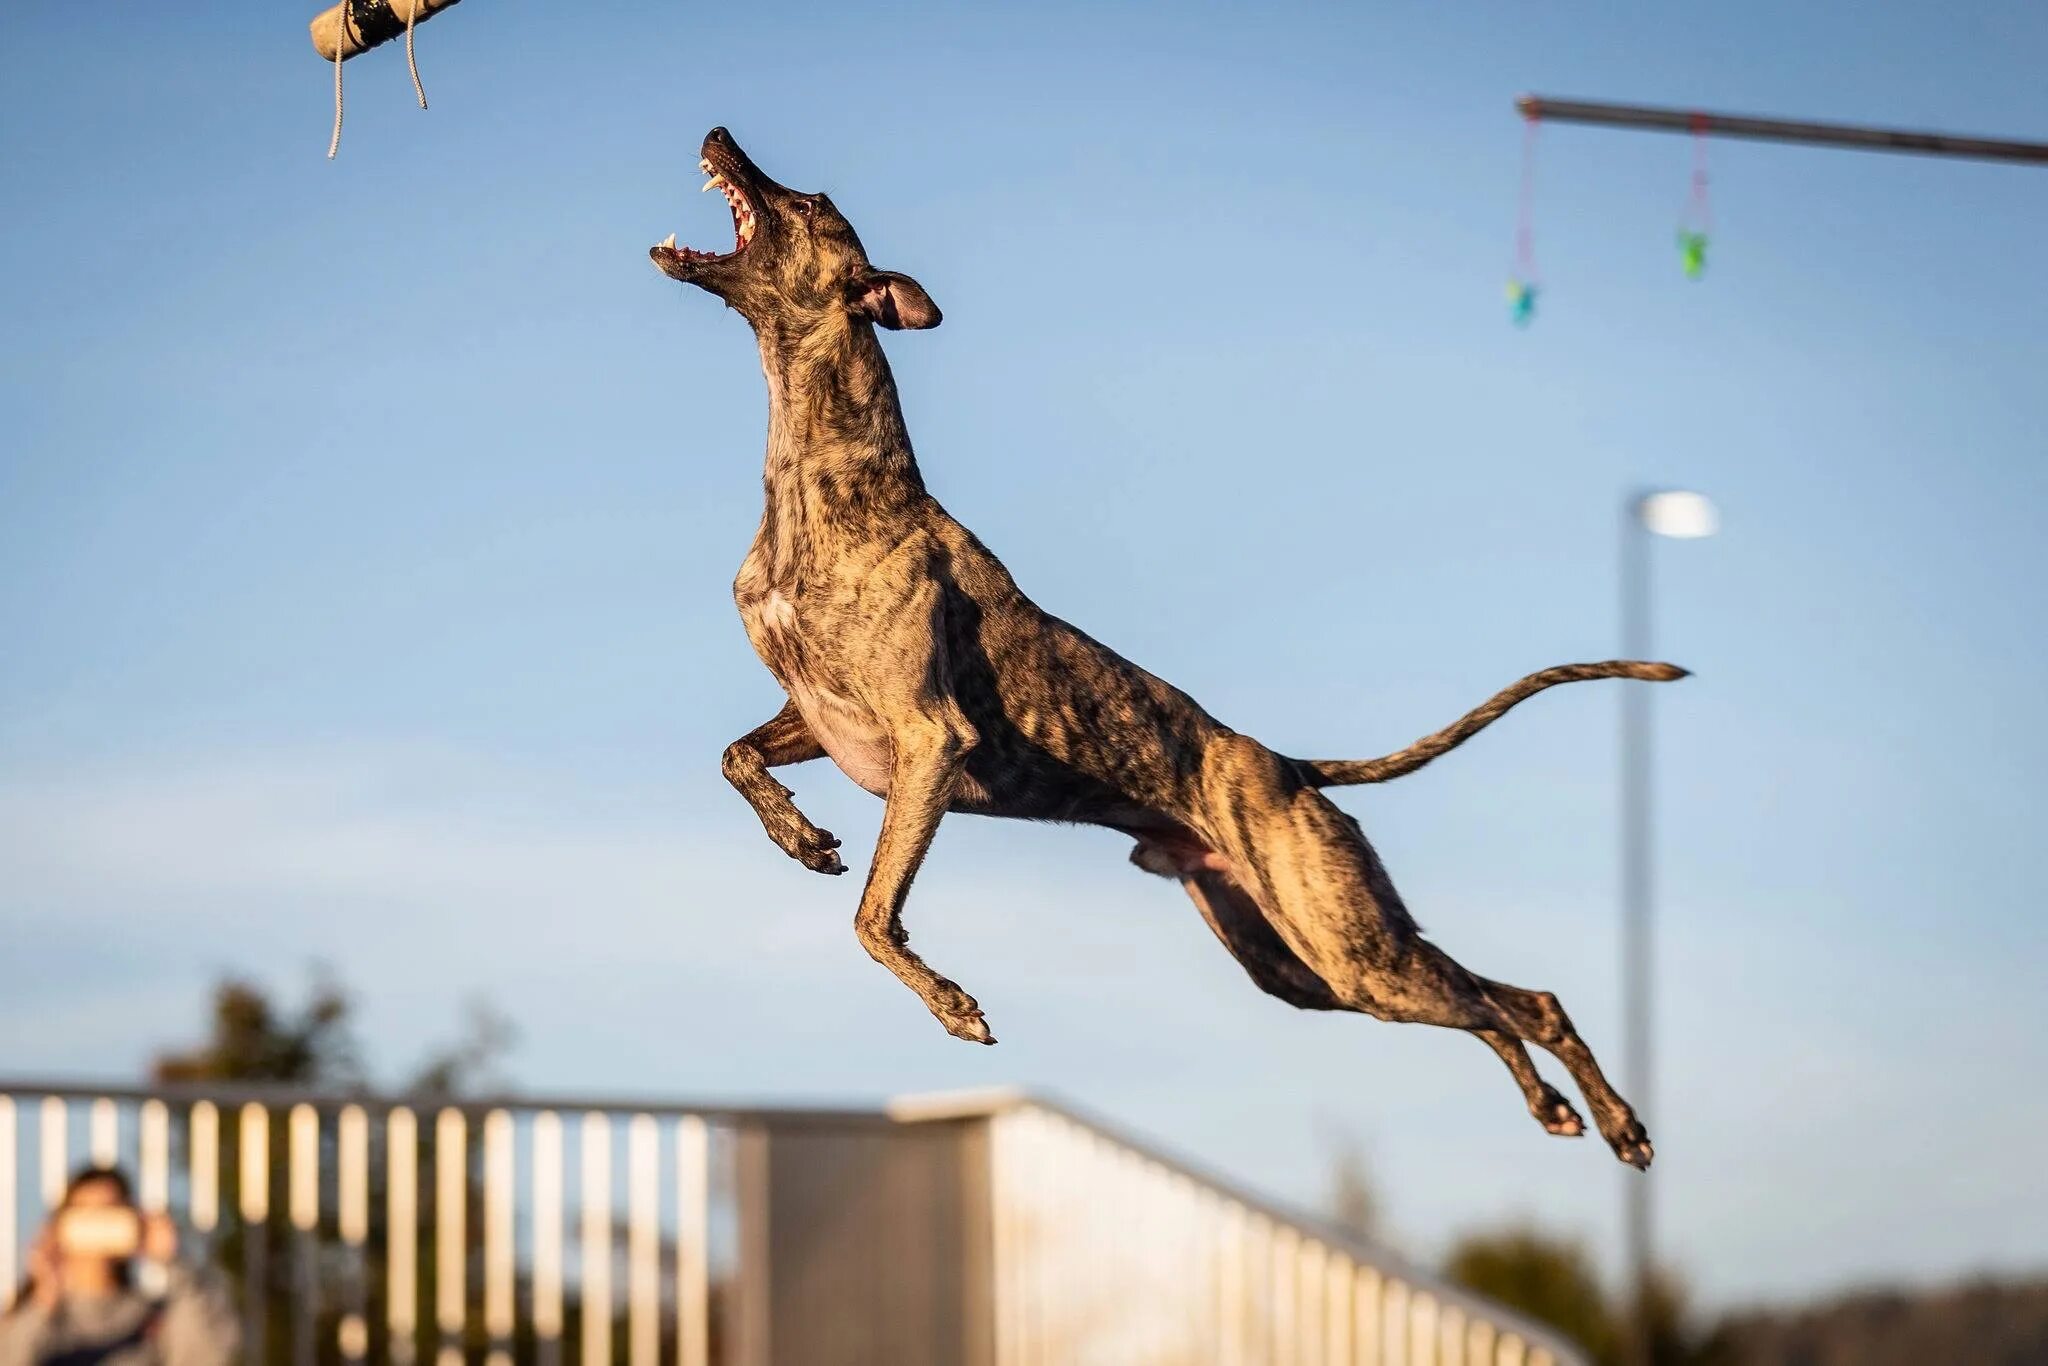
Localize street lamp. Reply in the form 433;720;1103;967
1620;487;1715;1366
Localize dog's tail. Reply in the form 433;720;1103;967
1303;660;1689;788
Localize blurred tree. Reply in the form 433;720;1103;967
1443;1226;1709;1366
1695;1276;2048;1366
1445;1227;1620;1363
1627;1264;1707;1366
406;998;516;1097
150;970;512;1095
1319;1124;1382;1245
152;969;362;1086
146;970;521;1365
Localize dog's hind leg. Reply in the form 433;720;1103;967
721;700;845;875
1473;976;1650;1168
1150;845;1586;1140
1190;735;1645;1163
1173;865;1345;1010
1193;736;1487;1025
1475;1030;1585;1137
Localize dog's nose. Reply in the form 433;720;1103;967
707;127;731;145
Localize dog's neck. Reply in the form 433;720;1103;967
750;313;925;573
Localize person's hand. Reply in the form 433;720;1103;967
140;1211;178;1265
25;1227;61;1309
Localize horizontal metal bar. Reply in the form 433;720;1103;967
1516;94;2048;166
0;1079;896;1127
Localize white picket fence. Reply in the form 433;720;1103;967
0;1082;1587;1366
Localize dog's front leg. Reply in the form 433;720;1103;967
721;700;844;875
852;702;991;1043
837;553;991;1042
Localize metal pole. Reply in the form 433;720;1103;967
1619;494;1655;1366
1518;94;2048;166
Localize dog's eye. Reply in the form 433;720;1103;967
795;198;816;216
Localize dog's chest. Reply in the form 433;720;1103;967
738;587;894;796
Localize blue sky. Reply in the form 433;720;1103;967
3;0;2045;1309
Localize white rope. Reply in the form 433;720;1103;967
405;0;429;109
326;11;347;159
325;0;433;159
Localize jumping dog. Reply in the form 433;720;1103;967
652;128;1684;1167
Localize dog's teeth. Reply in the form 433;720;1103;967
658;232;676;249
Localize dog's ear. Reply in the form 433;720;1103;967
846;269;941;330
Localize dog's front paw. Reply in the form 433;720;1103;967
775;821;844;875
940;1010;995;1045
928;984;996;1045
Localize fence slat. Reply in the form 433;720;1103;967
1413;1292;1439;1366
39;1098;66;1206
290;1105;321;1366
1355;1266;1383;1366
676;1115;709;1366
139;1101;169;1213
89;1097;118;1168
240;1104;270;1223
1325;1254;1353;1366
628;1114;659;1366
289;1105;319;1230
0;1098;15;1313
1442;1306;1466;1366
581;1113;613;1366
388;1107;419;1366
190;1102;220;1233
338;1106;370;1366
1274;1224;1301;1364
435;1108;467;1366
1385;1280;1409;1366
533;1112;564;1366
1300;1239;1329;1366
483;1110;515;1366
241;1104;271;1366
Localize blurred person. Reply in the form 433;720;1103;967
0;1166;238;1366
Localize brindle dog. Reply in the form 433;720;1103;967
653;128;1685;1167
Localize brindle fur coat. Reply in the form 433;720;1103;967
652;129;1686;1167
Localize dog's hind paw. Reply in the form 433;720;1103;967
1533;1089;1585;1138
1604;1118;1654;1170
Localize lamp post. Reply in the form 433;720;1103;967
1620;488;1716;1366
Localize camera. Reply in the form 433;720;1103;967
54;1206;142;1259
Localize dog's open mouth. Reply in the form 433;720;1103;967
655;156;758;262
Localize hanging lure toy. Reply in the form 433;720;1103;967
1676;113;1713;279
311;0;462;158
1505;277;1540;326
1507;110;1542;325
